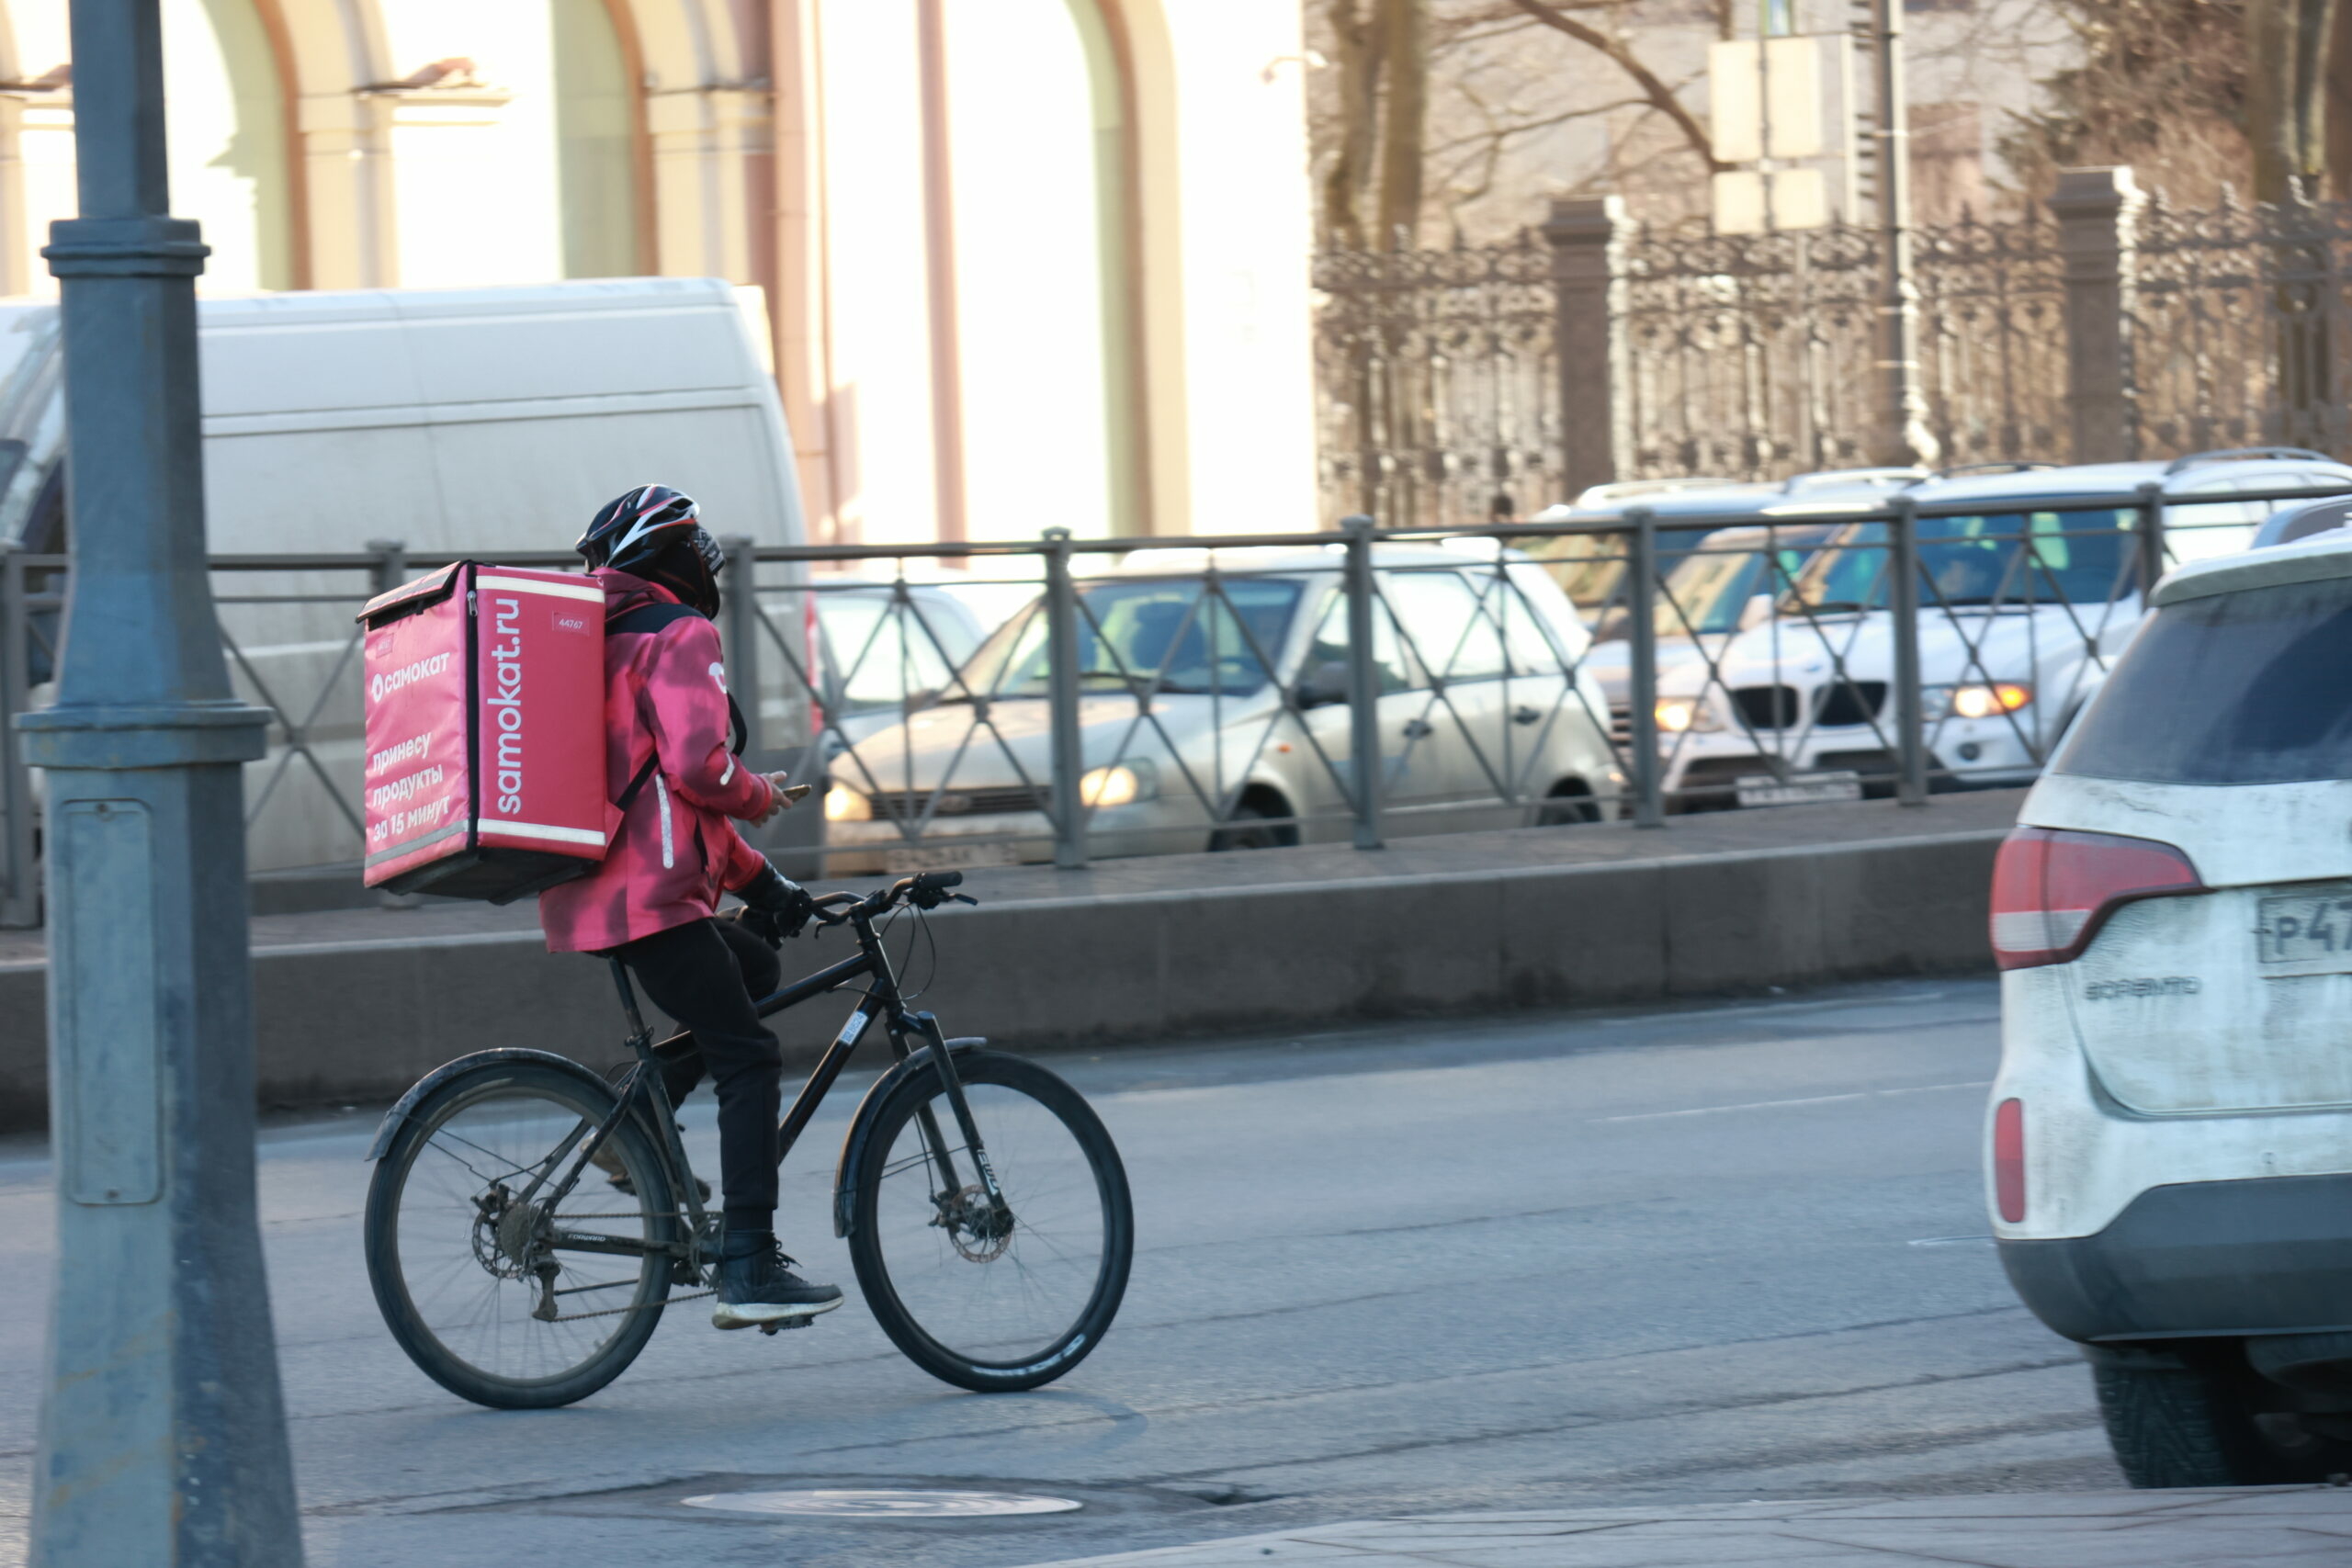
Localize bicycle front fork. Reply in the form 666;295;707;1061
902;1012;1009;1223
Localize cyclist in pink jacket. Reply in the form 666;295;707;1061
539;484;842;1330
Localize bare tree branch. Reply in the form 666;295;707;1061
1501;0;1724;172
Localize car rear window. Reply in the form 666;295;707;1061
2057;577;2352;784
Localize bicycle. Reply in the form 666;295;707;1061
360;870;1134;1409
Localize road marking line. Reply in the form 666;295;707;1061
1599;1081;1991;1122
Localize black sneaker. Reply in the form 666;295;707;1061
713;1240;844;1330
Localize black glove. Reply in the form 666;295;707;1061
734;863;814;947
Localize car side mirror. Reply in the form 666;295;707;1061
1737;592;1776;632
1294;659;1351;709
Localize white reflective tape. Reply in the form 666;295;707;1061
1990;908;2090;953
475;573;605;604
655;773;675;869
479;820;607;847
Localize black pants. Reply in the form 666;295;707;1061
610;916;783;1229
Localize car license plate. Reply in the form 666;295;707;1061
883;842;1019;874
1734;770;1863;809
2255;892;2352;973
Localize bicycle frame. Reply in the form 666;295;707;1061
543;902;1001;1284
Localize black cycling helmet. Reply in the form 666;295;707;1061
578;483;725;615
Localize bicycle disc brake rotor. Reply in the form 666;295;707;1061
470;1184;548;1280
932;1184;1014;1262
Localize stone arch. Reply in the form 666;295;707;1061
0;1;31;296
609;0;764;280
265;0;396;287
1066;0;1184;535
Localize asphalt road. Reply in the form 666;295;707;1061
0;976;2124;1567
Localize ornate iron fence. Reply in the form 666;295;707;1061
2130;191;2352;459
1313;171;2352;516
1311;234;1561;532
1916;209;2069;467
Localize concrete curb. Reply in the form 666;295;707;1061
0;825;2005;1130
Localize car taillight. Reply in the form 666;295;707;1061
1987;826;2201;970
1993;1098;2026;1224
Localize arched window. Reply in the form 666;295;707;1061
553;0;643;277
164;0;293;291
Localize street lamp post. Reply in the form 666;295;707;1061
1868;0;1938;468
17;1;304;1563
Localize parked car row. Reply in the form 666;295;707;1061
1527;448;2352;811
820;544;1623;872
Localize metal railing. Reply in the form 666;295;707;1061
5;483;2343;925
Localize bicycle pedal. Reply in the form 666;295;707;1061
757;1316;813;1336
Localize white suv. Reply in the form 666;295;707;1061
1649;450;2352;807
1991;529;2352;1485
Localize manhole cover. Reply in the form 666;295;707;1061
682;1489;1083;1518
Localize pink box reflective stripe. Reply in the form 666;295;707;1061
359;563;609;901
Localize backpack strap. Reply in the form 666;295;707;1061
614;753;662;817
605;602;747;823
606;601;704;638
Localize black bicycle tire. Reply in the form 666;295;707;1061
364;1060;678;1409
847;1050;1132;1393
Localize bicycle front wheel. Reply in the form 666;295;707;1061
364;1059;679;1408
847;1050;1132;1392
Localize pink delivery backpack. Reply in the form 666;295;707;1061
358;562;612;903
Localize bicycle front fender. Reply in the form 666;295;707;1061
364;1047;616;1161
831;1036;988;1238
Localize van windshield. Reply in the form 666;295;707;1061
2058;577;2352;785
1788;510;2139;612
956;576;1305;699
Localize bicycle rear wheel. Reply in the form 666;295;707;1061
846;1050;1131;1392
364;1059;679;1408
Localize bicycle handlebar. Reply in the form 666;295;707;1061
808;869;976;927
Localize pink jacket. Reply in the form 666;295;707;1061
538;570;775;953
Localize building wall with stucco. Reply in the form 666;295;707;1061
0;0;1317;548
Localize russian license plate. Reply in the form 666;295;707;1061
883;842;1020;874
1734;770;1863;809
2255;891;2352;973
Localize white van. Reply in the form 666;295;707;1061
2;279;808;879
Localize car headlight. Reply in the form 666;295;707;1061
1654;696;1721;734
1926;682;2032;721
824;784;871;821
1079;760;1159;807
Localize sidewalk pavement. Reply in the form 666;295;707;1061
1022;1488;2352;1567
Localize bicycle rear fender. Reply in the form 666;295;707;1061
365;1047;617;1161
831;1035;988;1238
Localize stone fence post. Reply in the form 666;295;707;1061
2049;166;2143;463
1544;196;1632;498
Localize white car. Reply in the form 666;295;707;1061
1648;450;2352;807
1990;527;2352;1485
820;544;1622;871
1577;519;1850;745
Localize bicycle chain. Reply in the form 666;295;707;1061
552;1286;712;1323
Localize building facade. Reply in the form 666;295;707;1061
0;0;1318;547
